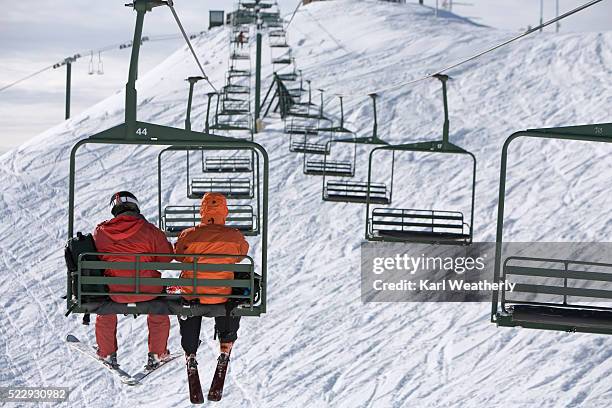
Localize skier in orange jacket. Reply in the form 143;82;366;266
175;192;249;375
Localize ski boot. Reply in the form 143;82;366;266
186;353;198;373
99;352;119;369
146;351;171;370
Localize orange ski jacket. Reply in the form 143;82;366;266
175;193;249;304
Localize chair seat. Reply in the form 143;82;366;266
74;296;259;317
509;305;612;331
286;127;318;135
325;180;388;203
376;229;470;241
290;142;328;155
324;193;390;205
305;160;353;176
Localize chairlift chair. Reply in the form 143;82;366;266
211;92;254;134
364;140;475;244
211;115;253;133
285;115;319;135
317;95;352;134
228;67;251;79
224;83;251;95
322;95;391;204
272;48;293;72
364;76;476;244
289;133;331;155
276;63;300;83
268;28;285;37
272;55;292;66
240;1;274;10
186;148;256;200
230;50;251;61
269;30;288;48
202;155;253;173
491;123;612;335
67;0;268;318
229;9;256;26
303;129;355;177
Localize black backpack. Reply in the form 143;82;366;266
64;232;108;303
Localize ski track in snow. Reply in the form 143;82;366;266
1;1;612;407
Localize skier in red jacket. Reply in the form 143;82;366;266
93;191;174;369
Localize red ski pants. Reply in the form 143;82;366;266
95;314;170;357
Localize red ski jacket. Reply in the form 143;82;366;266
94;214;174;303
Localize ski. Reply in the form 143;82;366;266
187;365;205;404
207;353;230;402
65;334;139;386
132;353;182;383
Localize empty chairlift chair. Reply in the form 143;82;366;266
260;7;283;28
303;132;355;177
211;93;253;134
365;140;475;244
189;177;253;200
228;51;251;79
277;62;300;83
272;48;293;71
221;96;250;115
285;115;319;135
186;147;256;200
304;158;354;177
322;94;390;204
290;94;351;155
491;123;612;335
268;29;288;48
364;76;476;245
322;137;390;204
202;155;253;173
289;133;331;155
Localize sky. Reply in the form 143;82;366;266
0;0;610;152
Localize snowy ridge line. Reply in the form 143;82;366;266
322;0;605;97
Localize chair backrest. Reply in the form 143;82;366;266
75;252;255;304
502;256;612;311
371;208;466;234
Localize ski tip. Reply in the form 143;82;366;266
66;334;79;343
207;394;222;402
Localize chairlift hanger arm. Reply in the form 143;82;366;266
432;74;450;143
332;135;389;145
70;131;269;235
373;140;471;154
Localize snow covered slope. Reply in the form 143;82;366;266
1;1;612;406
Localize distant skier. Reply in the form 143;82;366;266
174;192;249;401
93;191;174;369
237;31;246;49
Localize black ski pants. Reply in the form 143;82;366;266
178;315;241;355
